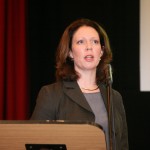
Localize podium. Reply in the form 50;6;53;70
0;120;106;150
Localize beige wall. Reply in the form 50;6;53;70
140;0;150;91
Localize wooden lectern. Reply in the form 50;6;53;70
0;120;106;150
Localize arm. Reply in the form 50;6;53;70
30;84;61;120
112;90;129;150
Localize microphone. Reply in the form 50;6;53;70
107;64;116;150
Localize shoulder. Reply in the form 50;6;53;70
111;88;126;115
40;81;63;93
112;88;122;99
100;83;122;100
37;81;64;100
111;88;123;105
100;83;124;109
38;80;79;97
99;83;122;100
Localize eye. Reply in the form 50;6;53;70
77;40;84;44
92;40;99;44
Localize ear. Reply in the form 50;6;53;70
100;50;103;56
69;50;74;59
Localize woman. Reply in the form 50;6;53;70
30;18;128;150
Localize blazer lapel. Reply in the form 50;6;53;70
99;83;108;110
99;83;114;115
63;81;93;113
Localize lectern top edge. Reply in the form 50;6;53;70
0;120;103;130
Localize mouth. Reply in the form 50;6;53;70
84;55;94;61
84;55;94;58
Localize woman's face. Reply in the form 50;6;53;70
70;26;103;73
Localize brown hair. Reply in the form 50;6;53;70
55;18;112;84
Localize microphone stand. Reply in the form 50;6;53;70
106;64;116;150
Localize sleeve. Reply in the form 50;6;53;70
30;85;59;120
113;90;129;150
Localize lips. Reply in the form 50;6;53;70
84;55;94;61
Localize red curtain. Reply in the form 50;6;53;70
0;0;29;119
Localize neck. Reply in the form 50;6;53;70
77;79;97;88
77;77;98;93
76;69;98;92
77;71;96;85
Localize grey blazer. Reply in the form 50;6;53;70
31;81;128;150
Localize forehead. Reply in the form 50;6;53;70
73;26;99;39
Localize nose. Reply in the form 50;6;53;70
86;47;92;50
86;42;92;50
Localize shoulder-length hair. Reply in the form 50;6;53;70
55;18;112;84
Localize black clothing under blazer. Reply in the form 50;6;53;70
31;81;129;150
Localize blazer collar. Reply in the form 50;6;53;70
62;81;108;113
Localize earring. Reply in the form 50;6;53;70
70;57;74;61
